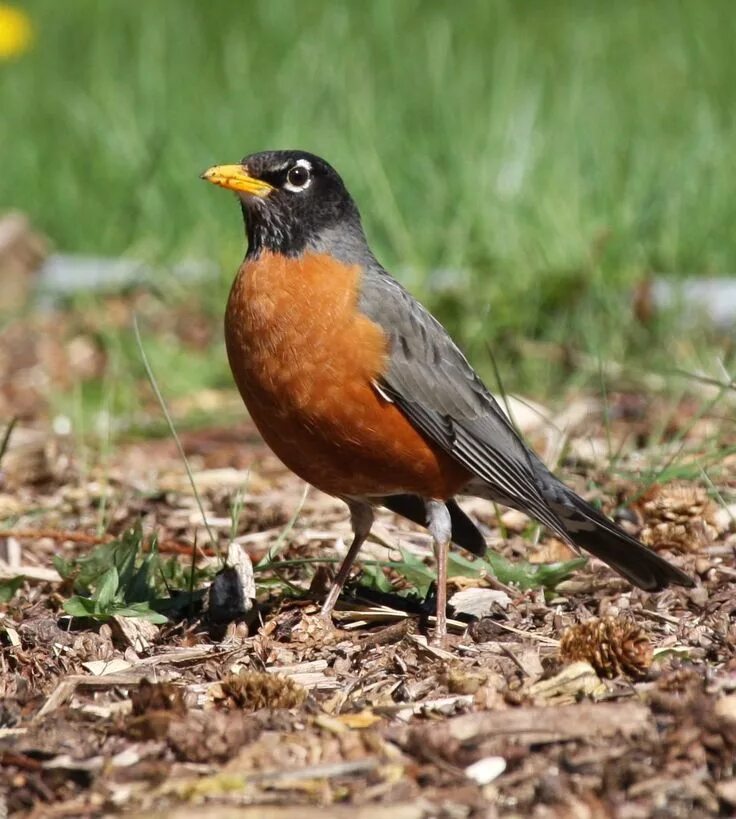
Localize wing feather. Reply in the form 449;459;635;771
355;265;693;592
358;267;568;537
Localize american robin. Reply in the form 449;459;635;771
201;150;693;640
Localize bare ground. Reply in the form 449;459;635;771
1;359;735;817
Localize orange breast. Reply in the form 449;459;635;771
224;251;469;499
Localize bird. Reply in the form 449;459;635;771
201;149;693;641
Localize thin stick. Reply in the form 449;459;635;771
0;417;17;467
256;484;309;568
133;314;219;556
0;529;113;545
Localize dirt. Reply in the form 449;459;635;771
1;327;735;817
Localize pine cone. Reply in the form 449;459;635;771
216;671;306;711
636;483;717;554
559;617;653;679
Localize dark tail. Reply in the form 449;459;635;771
556;488;694;590
382;479;694;591
464;460;694;590
380;494;487;556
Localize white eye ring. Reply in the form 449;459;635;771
283;159;312;193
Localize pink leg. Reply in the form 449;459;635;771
321;501;374;620
426;499;451;643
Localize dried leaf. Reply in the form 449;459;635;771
110;614;159;652
83;658;132;676
449;587;512;617
527;661;607;701
334;711;381;729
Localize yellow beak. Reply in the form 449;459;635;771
200;164;274;197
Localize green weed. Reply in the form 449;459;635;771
0;575;24;604
54;526;210;623
357;547;586;599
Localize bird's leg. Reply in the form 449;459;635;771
425;499;452;643
321;500;374;621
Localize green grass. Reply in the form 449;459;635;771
2;0;735;402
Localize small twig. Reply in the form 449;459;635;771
473;569;518;598
667;366;735;392
706;544;736;557
492;502;509;540
133;314;219;557
646;381;732;489
246;757;380;784
357;617;417;648
0;751;43;772
636;608;681;626
229;479;248;541
479;619;560;646
188;530;198;618
256;483;309;568
156;539;215;558
701;467;735;526
499;642;533;676
0;529;210;560
485;341;519;433
0;417;18;468
710;565;736;579
0;528;113;546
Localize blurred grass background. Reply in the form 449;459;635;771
1;0;735;416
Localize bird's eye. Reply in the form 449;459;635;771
286;164;310;189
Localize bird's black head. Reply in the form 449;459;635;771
201;150;366;259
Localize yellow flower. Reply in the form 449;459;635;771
0;4;33;60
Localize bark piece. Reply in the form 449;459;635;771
409;700;650;750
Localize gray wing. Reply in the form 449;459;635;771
357;266;568;537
